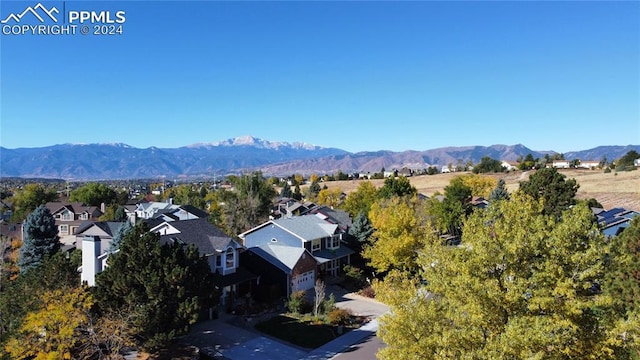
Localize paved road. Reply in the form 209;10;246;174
331;334;385;360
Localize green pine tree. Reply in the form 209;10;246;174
95;222;217;351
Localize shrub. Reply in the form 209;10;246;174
604;168;611;173
287;291;309;314
359;286;375;298
327;308;352;325
322;293;336;315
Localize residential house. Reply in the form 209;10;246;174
596;207;640;237
79;217;256;306
635;158;640;167
149;218;256;306
579;160;600;169
77;221;126;286
552;160;571;169
500;161;518;171
242;245;318;298
239;214;355;294
45;202;104;245
134;201;207;222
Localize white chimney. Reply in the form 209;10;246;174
81;235;101;286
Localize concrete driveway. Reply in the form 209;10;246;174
182;286;389;359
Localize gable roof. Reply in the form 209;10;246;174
155;218;238;255
305;206;352;230
45;202;101;216
247;245;314;274
76;221;126;236
271;215;339;241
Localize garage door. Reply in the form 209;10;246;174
292;270;315;291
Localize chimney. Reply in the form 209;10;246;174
81;235;101;286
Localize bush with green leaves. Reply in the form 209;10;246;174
287;290;309;314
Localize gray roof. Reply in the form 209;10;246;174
272;215;338;241
248;245;314;274
157;218;237;255
307;206;353;230
76;221;126;236
313;246;355;264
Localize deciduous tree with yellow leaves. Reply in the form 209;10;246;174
375;194;639;359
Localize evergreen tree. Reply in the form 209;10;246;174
348;211;374;251
114;206;127;222
293;184;302;201
308;180;321;199
107;221;133;253
518;167;579;218
95;223;216;351
280;182;292;198
18;205;60;273
488;178;510;202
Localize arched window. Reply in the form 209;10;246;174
225;247;235;269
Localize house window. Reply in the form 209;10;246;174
225;248;235;269
216;255;222;268
326;235;340;250
80;213;88;220
311;239;321;252
62;211;72;221
59;224;68;235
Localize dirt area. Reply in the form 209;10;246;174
321;169;640;211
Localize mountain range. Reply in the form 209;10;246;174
1;136;638;180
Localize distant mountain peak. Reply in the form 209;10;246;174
188;136;322;150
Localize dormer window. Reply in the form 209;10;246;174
62;211;72;221
225;248;235;269
311;239;321;252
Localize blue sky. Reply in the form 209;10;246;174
1;1;638;153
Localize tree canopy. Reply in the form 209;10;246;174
10;184;58;221
518;167;579;218
363;197;432;274
378;176;417;200
95;222;216;350
375;195;638;359
342;181;378;218
69;182;117;206
473;156;505;173
18;205;60;273
605;217;640;317
616;150;640;171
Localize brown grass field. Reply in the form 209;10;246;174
319;169;640;211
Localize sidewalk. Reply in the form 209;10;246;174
301;318;379;360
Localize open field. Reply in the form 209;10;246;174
321;169;640;211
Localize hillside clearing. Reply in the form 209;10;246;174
319;169;640;211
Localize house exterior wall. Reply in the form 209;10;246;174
243;225;302;248
75;226;113;252
240;250;289;298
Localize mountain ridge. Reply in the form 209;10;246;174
1;137;638;180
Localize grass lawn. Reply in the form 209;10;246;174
254;315;339;349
